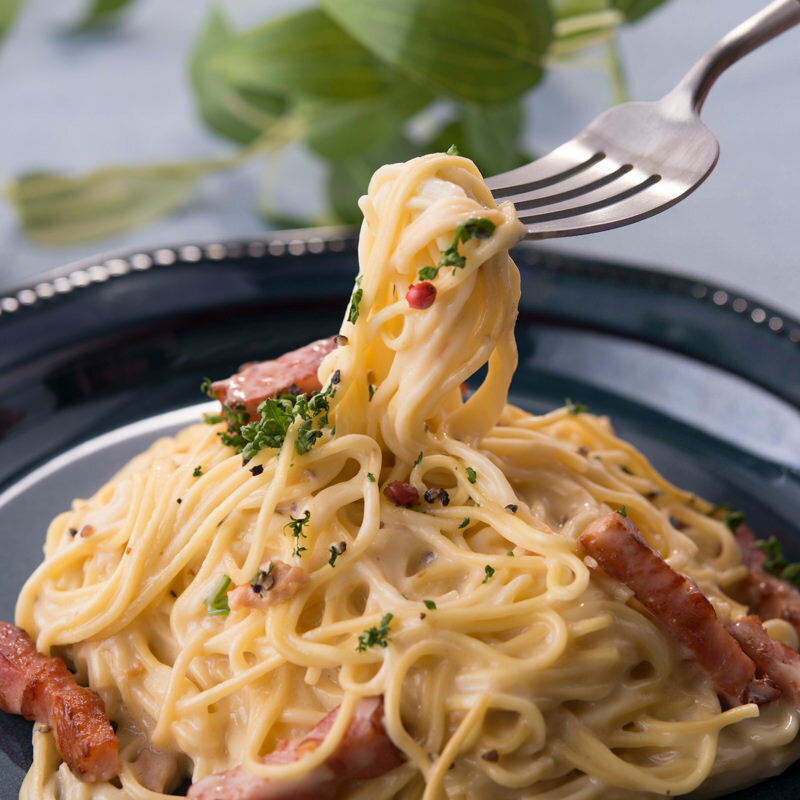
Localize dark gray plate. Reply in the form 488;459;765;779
0;230;798;797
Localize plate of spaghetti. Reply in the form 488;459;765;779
0;153;799;800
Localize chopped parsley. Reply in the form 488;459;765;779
285;510;311;558
756;537;800;589
459;517;471;529
219;388;332;461
367;472;376;482
617;506;628;517
414;451;424;467
192;465;203;477
204;575;232;616
347;276;363;324
620;465;633;475
482;565;495;584
328;541;346;567
438;218;496;269
418;266;440;281
356;612;393;652
202;412;223;425
423;599;437;610
506;550;515;557
724;510;745;533
200;377;214;396
565;397;588;415
465;467;477;484
368;383;376;401
446;144;459;155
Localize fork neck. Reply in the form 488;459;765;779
664;0;800;115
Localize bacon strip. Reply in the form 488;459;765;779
212;337;337;419
188;696;404;800
580;513;756;699
728;616;800;705
0;622;120;782
228;561;309;612
736;524;800;633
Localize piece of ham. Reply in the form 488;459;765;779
580;513;757;700
211;337;337;419
228;561;309;612
728;616;800;705
0;621;120;782
735;524;800;633
187;696;404;800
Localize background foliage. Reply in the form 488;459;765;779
1;0;669;244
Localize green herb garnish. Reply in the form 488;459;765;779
328;541;346;567
617;506;628;517
756;536;800;589
482;565;495;584
348;276;363;324
724;510;745;533
438;218;496;269
356;612;393;652
285;510;311;558
367;472;376;482
423;599;437;609
204;575;232;616
565;398;587;415
459;517;470;529
414;451;423;467
466;467;477;484
446;144;459;155
192;465;203;477
417;266;440;281
368;383;376;401
220;388;332;461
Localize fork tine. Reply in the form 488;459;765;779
515;168;665;224
518;176;692;239
485;139;600;196
499;158;630;209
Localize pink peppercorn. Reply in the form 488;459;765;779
383;481;419;506
405;282;436;309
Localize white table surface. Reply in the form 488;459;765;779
0;0;797;316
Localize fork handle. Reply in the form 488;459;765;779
670;0;800;113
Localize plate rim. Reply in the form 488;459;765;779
1;227;798;352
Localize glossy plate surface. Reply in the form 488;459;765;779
0;230;798;797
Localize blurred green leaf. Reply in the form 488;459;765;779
428;101;527;177
0;0;24;46
190;7;288;145
328;136;421;224
73;0;137;31
303;81;432;161
460;101;528;176
322;0;553;103
550;0;610;18
6;162;213;245
611;0;669;23
212;8;391;100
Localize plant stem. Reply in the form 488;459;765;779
605;32;631;105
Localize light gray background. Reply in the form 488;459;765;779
0;0;797;314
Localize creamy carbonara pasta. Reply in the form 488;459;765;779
13;152;800;799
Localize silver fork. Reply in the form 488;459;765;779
486;0;800;239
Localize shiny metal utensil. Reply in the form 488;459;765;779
486;0;800;240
